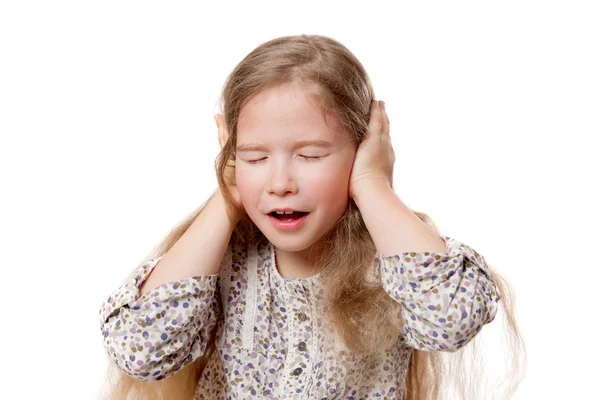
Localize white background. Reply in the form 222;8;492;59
1;1;598;398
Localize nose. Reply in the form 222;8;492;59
266;160;298;196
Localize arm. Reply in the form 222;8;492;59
354;181;500;352
353;180;447;256
99;257;223;380
375;236;500;352
99;190;236;380
139;190;236;296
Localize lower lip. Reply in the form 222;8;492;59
268;213;310;231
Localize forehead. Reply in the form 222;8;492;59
237;85;348;147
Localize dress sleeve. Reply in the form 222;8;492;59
375;236;500;352
99;255;222;381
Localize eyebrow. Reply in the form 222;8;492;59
236;139;334;152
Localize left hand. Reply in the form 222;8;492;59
349;100;395;199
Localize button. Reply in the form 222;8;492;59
298;312;308;322
292;367;303;376
298;341;307;351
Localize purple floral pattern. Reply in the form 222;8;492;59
100;235;499;398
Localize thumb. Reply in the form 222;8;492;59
216;114;226;149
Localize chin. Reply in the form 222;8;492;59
259;227;321;254
265;236;314;252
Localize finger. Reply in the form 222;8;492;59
379;100;390;136
368;100;383;137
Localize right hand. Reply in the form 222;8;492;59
215;113;245;222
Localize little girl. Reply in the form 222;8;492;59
99;34;525;399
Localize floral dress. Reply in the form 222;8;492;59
99;235;500;399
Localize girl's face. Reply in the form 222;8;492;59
236;84;357;255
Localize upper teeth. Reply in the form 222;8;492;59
275;211;295;214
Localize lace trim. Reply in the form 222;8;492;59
242;243;258;350
218;243;232;348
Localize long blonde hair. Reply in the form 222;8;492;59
100;34;526;399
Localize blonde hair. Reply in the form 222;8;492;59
100;34;526;399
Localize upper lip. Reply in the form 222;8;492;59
267;208;309;214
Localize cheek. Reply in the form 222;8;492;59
307;165;352;203
235;168;259;202
311;175;347;195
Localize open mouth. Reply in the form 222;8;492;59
269;211;309;221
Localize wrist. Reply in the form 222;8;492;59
213;189;241;228
351;177;393;201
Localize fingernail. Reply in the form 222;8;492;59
379;100;385;108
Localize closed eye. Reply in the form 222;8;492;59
245;158;266;164
244;155;324;164
300;155;322;161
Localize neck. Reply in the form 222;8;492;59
274;239;326;279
